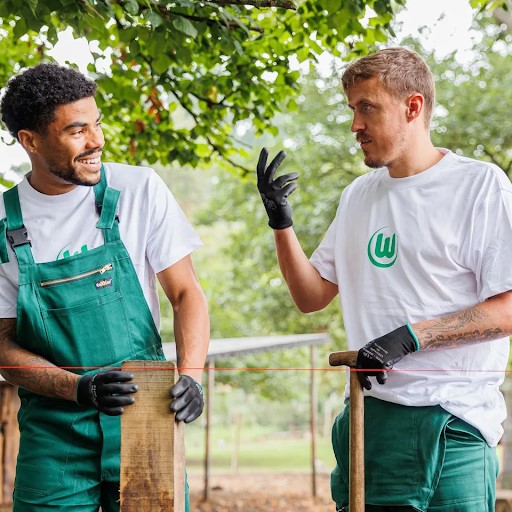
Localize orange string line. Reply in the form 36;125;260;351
0;366;511;373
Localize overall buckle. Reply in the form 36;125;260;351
6;226;31;248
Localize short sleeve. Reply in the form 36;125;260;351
468;187;512;302
0;260;18;318
145;172;202;273
310;213;339;286
0;211;17;318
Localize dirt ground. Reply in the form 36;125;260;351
0;474;332;512
189;473;512;512
189;471;333;512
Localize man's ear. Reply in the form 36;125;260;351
405;93;424;122
18;129;40;155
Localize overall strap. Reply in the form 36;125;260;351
93;165;121;243
0;218;9;264
3;186;35;265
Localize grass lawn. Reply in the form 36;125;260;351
185;425;336;473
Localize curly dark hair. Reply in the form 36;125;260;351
1;62;98;140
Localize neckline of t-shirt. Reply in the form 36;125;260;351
379;148;454;188
18;173;93;207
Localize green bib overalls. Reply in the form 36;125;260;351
3;168;189;511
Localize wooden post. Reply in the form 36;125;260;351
203;359;214;501
329;351;364;512
231;412;242;474
0;419;3;505
310;345;318;498
348;365;365;510
120;360;184;512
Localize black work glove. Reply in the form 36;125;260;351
356;325;420;390
257;148;299;229
170;374;204;423
76;370;138;416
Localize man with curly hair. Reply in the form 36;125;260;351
257;47;512;511
0;63;209;512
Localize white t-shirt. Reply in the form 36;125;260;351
310;149;512;446
0;163;202;329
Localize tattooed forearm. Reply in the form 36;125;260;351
6;357;79;401
413;300;509;351
0;318;17;345
0;318;79;401
431;307;488;331
418;328;504;350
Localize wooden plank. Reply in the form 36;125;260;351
0;383;20;505
120;361;185;512
0;401;4;504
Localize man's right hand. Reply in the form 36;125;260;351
76;370;138;416
257;148;299;229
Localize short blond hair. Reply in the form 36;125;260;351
341;47;435;127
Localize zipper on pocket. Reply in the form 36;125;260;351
40;263;113;288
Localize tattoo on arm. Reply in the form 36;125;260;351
415;305;504;351
0;318;78;401
0;318;16;343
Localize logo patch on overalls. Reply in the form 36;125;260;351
95;277;112;289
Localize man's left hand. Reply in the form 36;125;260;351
170;374;204;423
356;325;420;390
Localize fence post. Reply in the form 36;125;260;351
120;360;185;511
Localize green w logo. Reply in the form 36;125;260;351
367;227;398;268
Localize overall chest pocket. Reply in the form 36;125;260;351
38;262;135;371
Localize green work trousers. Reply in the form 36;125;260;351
332;397;498;511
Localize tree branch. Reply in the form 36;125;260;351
165;89;252;174
206;135;253;175
208;0;297;9
155;5;264;33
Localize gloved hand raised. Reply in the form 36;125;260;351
257;148;299;229
356;325;420;390
170;374;204;423
76;370;138;416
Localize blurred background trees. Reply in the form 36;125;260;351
1;0;511;472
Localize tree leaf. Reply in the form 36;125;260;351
145;10;164;28
124;0;139;15
172;16;198;38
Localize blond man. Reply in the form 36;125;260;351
257;47;512;511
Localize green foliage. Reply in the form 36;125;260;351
0;176;13;188
0;0;406;173
470;0;508;10
0;162;30;190
189;70;367;400
428;18;512;176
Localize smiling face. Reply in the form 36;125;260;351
347;76;411;170
21;96;105;194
